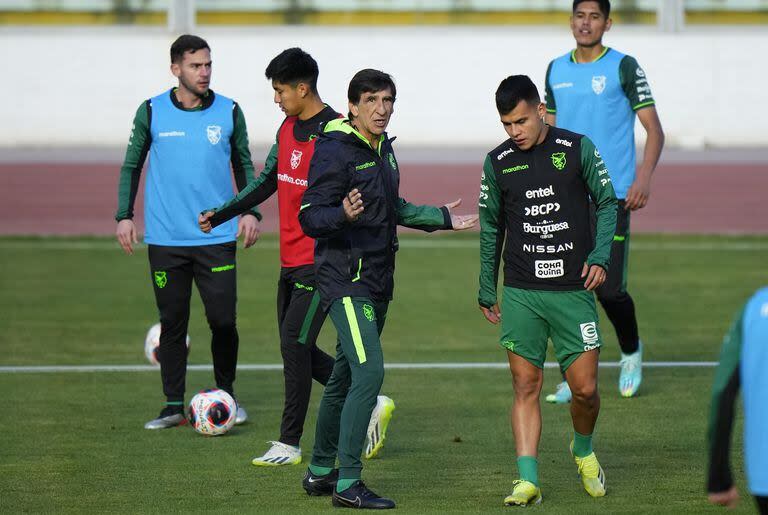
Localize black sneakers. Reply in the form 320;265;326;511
332;480;396;509
302;468;339;496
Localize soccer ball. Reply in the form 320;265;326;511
143;322;190;366
188;388;237;436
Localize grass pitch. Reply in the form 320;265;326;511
2;233;766;513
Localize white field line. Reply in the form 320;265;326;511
0;361;717;374
0;239;767;251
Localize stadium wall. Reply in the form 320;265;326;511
2;26;766;149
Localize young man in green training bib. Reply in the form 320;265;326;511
478;75;617;506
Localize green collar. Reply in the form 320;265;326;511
570;46;610;64
324;118;384;155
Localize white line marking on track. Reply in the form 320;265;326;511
0;240;766;251
0;361;718;373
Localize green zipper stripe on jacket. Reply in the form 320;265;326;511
352;258;363;282
343;297;367;364
297;291;321;345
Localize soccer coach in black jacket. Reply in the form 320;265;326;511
298;69;478;509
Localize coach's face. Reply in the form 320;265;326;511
349;87;395;147
500;100;546;151
172;48;212;97
571;1;612;48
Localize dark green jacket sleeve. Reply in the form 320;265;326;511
579;137;617;269
115;101;151;221
397;199;451;231
209;142;278;228
228;102;262;221
478;155;504;308
707;306;744;493
619;55;656;111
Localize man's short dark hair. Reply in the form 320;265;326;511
573;0;610;18
265;48;319;92
347;69;397;105
170;34;210;64
495;75;541;115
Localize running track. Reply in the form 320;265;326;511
0;159;766;235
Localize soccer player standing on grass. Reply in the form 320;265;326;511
298;69;477;509
707;287;768;514
115;35;260;429
478;75;617;506
543;0;665;402
199;48;396;466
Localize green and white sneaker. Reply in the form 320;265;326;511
619;342;643;398
364;395;395;459
545;381;572;404
503;479;542;506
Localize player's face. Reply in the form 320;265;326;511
570;1;612;48
499;100;546;151
349;88;395;145
272;81;307;117
171;49;212;97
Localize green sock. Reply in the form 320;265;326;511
573;431;593;458
309;464;333;476
517;456;539;486
336;479;358;493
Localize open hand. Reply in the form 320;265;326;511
445;199;479;230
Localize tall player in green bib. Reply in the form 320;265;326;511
478;75;617;506
544;0;665;401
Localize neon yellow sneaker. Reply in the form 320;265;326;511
571;442;606;497
503;479;542;506
364;395;395;459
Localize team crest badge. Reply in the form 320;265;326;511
291;149;303;170
362;304;375;322
591;75;606;95
154;271;167;289
551;152;566;171
388;153;397;172
206;125;222;145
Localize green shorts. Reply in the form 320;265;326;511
500;286;603;372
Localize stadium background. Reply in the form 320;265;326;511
1;1;767;513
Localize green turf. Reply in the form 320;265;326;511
1;234;765;513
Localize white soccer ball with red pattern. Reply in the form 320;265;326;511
188;389;237;436
144;323;190;366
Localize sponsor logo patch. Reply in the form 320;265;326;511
502;164;529;174
158;131;185;138
525;185;554;199
552;82;573;90
355;161;376;171
497;147;515;160
555;138;572;147
523;242;574;253
535;259;564;278
525;202;560;217
580;322;599;345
